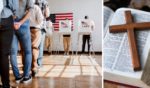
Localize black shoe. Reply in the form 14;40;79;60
21;75;32;84
15;76;24;83
32;70;38;77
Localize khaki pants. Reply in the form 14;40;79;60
30;29;41;71
63;36;70;53
45;36;53;52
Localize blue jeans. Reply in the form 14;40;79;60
37;29;45;67
10;20;32;78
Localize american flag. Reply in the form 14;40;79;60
49;13;73;31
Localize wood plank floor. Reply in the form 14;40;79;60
9;54;102;88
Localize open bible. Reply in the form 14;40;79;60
103;6;150;87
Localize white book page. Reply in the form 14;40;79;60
104;8;150;79
103;6;114;38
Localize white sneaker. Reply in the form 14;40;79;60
21;75;32;84
15;76;24;83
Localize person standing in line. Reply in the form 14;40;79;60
29;0;44;77
36;0;50;67
80;16;95;54
10;0;33;84
45;19;54;53
0;0;17;87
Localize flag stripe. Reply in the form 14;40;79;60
55;18;73;20
56;13;73;15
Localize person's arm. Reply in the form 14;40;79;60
20;11;30;24
14;11;30;30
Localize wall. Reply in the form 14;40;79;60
47;0;102;52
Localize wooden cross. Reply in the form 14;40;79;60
109;11;150;71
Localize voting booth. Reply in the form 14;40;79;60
77;20;95;55
56;20;73;54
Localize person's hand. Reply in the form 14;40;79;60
14;22;21;30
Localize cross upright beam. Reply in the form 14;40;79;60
109;11;150;71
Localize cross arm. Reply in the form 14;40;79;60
134;22;150;29
109;22;150;33
109;24;128;33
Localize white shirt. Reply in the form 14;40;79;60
30;5;44;29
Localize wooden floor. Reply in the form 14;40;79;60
9;54;102;88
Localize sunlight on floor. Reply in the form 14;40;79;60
11;55;102;78
37;55;101;78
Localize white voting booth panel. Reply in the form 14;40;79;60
78;20;93;33
59;20;72;33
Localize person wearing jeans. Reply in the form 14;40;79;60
10;0;34;84
37;30;45;67
36;0;50;67
10;20;32;83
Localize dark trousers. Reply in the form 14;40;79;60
0;16;14;87
82;35;90;53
